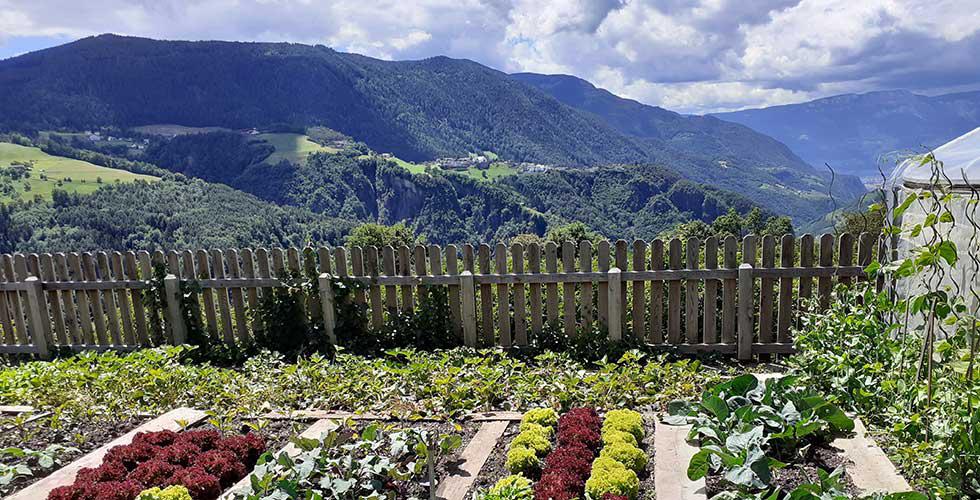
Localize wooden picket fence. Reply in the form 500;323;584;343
0;233;880;360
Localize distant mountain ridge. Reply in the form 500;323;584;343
510;72;859;221
0;34;863;222
713;89;980;178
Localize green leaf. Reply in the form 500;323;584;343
936;241;958;266
687;449;710;480
702;395;729;421
892;194;916;220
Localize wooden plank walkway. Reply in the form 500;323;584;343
833;418;913;494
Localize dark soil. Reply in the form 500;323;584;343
0;413;150;496
382;420;479;498
705;443;858;496
638;414;656;499
193;417;309;458
467;422;517;499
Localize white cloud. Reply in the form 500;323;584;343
0;0;978;113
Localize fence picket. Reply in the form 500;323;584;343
110;252;136;345
54;253;81;344
511;243;528;346
759;236;776;344
496;243;512;347
382;246;398;315
70;252;96;344
818;234;835;310
365;246;384;330
667;238;682;344
685;237;700;343
721;236;738;344
349;247;366;306
428;245;443;332
79;253;108;345
649;240;664;343
446;244;462;338
39;254;67;345
858;232;874;278
240;249;260;334
632;240;646;341
399;246;414;311
528;243;543;337
211;249;235;346
562;241;576;338
97;252;123;345
414;245;428;306
226;249;249;343
0;257;17;345
545;242;559;326
798;235;814;314
615;240;628;331
777;235;795;343
580;241;594;330
138;251;160;344
597;241;610;326
839;233;855;287
704;237;718;344
479;244;493;345
196;249;219;341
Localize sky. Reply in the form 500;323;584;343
1;0;979;114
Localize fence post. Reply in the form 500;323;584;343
318;273;337;344
737;263;754;361
607;267;623;341
24;277;50;359
460;271;477;347
164;274;187;345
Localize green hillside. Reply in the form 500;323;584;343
258;133;339;165
0;142;156;202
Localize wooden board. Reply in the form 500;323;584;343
435;421;510;500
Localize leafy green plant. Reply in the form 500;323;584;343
710;467;927;500
235;422;459;499
476;474;533;500
584;456;639;499
252;271;332;359
0;444;79;492
667;374;852;492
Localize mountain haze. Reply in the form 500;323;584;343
714;90;980;178
511;72;863;220
0;34;862;223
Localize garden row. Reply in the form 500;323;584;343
2;376;925;500
1;406;470;500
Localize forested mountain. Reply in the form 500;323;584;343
0;34;862;223
128;132;761;244
1;178;355;252
713;90;980;178
511;72;864;221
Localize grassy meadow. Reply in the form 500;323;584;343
0;142;156;202
258;133;339;165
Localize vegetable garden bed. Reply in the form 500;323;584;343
1;412;151;497
664;374;921;499
2;408;477;500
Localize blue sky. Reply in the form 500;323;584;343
1;0;978;114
